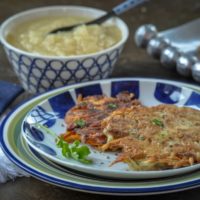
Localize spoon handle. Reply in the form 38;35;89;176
49;0;148;34
86;11;116;25
113;0;148;15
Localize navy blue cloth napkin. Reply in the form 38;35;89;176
0;81;24;115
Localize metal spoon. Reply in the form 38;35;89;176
49;0;148;34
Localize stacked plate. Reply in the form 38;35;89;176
1;78;200;196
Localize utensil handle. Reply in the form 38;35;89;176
86;11;116;25
113;0;148;15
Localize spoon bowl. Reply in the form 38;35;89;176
50;11;116;34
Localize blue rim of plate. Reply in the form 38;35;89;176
1;78;200;195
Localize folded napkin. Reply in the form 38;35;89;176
0;81;30;183
0;145;30;183
0;80;24;115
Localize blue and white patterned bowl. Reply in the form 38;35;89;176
0;6;129;94
22;78;200;179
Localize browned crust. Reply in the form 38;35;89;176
62;92;200;170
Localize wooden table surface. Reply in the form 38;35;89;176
0;0;200;199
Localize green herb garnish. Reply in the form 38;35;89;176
80;102;87;106
78;101;87;108
138;135;145;141
34;123;92;164
56;138;92;164
107;103;117;109
74;119;86;128
152;119;164;128
35;123;56;136
160;130;168;138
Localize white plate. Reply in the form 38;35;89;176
2;78;200;195
21;78;200;179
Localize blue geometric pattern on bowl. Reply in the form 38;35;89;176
21;79;200;179
4;46;122;93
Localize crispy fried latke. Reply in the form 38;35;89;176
62;92;200;170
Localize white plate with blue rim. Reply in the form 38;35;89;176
21;78;200;179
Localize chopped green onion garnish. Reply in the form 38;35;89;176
107;103;117;109
152;119;164;128
74;119;86;128
35;123;57;137
160;130;168;138
138;135;145;141
79;102;87;106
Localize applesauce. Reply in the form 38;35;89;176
6;16;122;56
